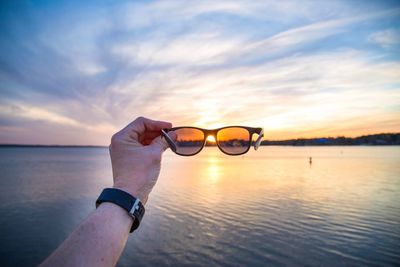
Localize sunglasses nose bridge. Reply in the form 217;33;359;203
204;129;217;139
205;131;217;143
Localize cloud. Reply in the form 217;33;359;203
112;32;245;66
132;50;400;131
0;103;81;127
228;7;400;62
0;101;117;132
106;6;400;72
0;0;399;144
369;29;400;48
115;0;392;30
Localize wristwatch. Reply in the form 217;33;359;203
96;188;145;233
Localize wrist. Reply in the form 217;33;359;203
113;182;148;205
96;202;133;232
96;188;146;233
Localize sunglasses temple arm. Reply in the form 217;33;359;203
161;129;177;152
254;129;264;150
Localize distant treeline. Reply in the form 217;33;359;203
1;133;399;147
261;133;400;146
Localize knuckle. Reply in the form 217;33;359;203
136;116;146;123
110;133;122;146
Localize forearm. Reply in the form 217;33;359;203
41;117;170;266
40;202;132;267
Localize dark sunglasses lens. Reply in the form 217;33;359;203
217;127;250;155
171;128;205;155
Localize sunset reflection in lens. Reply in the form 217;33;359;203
173;128;205;156
217;127;250;155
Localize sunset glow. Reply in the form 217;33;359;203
207;135;217;143
0;1;399;145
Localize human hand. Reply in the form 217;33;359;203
109;117;173;205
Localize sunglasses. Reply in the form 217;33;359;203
161;126;264;156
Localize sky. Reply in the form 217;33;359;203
0;0;399;145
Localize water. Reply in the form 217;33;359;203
0;146;399;267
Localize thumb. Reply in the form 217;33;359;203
150;135;170;152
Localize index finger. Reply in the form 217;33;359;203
129;116;172;137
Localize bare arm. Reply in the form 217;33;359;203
40;203;132;267
40;117;173;267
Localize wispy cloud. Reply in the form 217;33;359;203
369;29;400;48
0;0;399;144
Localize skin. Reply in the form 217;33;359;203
40;117;174;267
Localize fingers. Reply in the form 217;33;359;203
139;128;177;146
139;130;163;145
130;117;172;134
119;116;172;141
150;135;170;152
168;131;177;141
150;131;178;151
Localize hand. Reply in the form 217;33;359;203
109;116;172;205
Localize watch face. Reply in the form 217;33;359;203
135;202;145;219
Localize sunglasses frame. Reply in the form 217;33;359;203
161;126;264;156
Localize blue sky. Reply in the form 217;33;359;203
0;0;399;145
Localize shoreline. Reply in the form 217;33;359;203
0;144;399;148
1;133;399;148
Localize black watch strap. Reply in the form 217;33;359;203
96;188;145;233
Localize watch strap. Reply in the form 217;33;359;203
96;188;145;232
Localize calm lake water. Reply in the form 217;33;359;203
0;146;399;267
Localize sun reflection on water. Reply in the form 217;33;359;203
206;153;220;184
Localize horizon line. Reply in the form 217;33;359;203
0;132;398;147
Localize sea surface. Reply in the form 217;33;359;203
0;146;399;267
